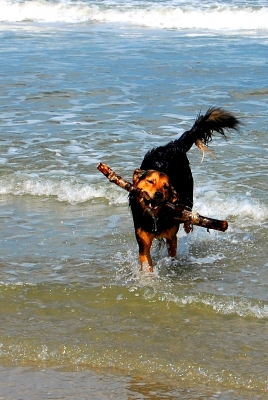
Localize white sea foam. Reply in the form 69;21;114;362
171;293;268;318
0;174;267;223
194;192;268;223
0;175;127;205
1;0;268;31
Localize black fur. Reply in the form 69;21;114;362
130;107;239;234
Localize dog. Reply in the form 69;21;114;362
129;107;239;271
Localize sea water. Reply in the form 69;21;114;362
0;0;268;398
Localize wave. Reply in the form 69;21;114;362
0;174;267;225
194;188;268;225
166;292;268;319
2;279;267;319
1;0;268;31
0;174;127;205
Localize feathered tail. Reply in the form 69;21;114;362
177;107;240;153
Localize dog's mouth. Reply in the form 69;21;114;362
143;198;166;212
147;201;160;210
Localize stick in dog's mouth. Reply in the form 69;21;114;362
97;162;229;232
142;197;166;213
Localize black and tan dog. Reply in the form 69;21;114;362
129;107;239;271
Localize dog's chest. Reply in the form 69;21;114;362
136;208;178;235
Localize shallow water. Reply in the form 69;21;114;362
0;0;268;398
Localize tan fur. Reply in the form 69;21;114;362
132;169;179;271
133;169;171;217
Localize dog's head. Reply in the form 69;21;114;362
133;169;177;214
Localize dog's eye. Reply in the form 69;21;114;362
147;179;154;184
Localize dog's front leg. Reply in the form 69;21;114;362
135;228;154;272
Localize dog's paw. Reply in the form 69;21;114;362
140;261;153;273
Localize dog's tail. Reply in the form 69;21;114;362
177;107;240;153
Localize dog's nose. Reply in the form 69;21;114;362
154;191;164;201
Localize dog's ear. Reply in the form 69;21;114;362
133;169;146;185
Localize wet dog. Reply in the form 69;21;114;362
129;107;239;271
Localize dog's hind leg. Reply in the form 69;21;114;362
166;236;177;258
165;226;179;259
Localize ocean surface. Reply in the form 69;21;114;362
0;0;268;398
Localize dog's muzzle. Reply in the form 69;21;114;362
145;191;166;211
154;191;165;201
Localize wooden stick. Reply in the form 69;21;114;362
97;162;151;200
97;162;228;232
178;210;228;232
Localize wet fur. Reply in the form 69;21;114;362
129;107;239;271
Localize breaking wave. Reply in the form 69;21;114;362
1;0;268;31
0;173;267;230
0;174;126;205
0;172;267;223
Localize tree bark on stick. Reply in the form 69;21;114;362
97;162;228;232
